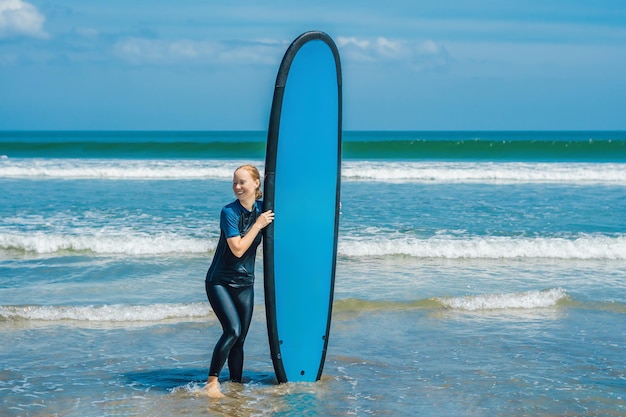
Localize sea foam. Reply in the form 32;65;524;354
338;234;626;260
2;232;625;259
0;290;567;323
0;159;251;180
0;231;213;255
0;302;212;322
2;159;625;184
342;161;626;183
437;288;568;311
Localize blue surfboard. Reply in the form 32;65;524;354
263;31;342;383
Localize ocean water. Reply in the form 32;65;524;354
1;131;625;416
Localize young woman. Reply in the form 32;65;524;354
204;164;274;398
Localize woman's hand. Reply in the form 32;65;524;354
255;210;275;229
227;210;274;258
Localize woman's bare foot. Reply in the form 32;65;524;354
204;377;225;398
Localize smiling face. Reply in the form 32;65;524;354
232;167;260;206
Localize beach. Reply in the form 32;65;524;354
1;130;625;416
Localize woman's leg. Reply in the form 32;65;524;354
227;285;254;382
206;283;242;379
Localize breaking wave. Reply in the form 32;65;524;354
1;159;625;184
2;232;625;259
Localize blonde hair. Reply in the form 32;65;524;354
235;164;263;200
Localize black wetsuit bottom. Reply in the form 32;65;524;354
205;282;254;382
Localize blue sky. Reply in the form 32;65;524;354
1;0;625;130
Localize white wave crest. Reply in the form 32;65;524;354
342;161;626;184
0;302;212;322
3;231;625;259
437;288;568;311
2;159;626;184
0;159;259;180
0;231;214;255
338;235;626;260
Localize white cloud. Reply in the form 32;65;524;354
337;37;371;50
373;37;405;58
113;38;284;65
0;0;48;39
112;35;451;71
337;36;449;72
113;38;215;63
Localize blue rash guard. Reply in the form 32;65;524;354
205;200;263;288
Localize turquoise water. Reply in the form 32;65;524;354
2;130;626;161
1;131;625;416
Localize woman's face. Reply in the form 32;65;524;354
232;168;259;202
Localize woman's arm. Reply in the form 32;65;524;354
226;210;274;258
